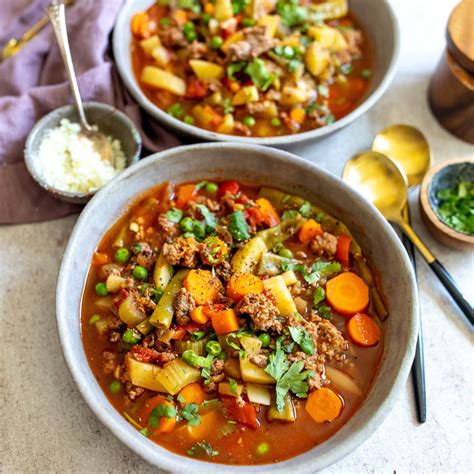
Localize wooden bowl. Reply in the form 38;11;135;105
420;158;474;249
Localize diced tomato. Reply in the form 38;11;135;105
247;198;280;227
180;322;203;333
170;328;186;340
186;78;209;99
236;193;250;204
221;396;259;430
335;234;352;266
175;184;197;209
218;180;240;198
131;345;161;363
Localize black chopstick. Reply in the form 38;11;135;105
402;228;426;423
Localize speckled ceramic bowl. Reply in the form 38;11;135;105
56;143;418;472
24;102;142;204
113;0;400;146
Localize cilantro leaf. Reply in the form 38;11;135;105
227;61;246;80
245;58;275;91
276;0;308;26
304;260;341;284
166;207;183;223
196;204;217;232
228;377;238;395
313;287;325;306
289;326;315;356
180;403;201;426
281;209;300;220
278;360;312;398
265;340;290;383
280;259;307;274
299;201;311;217
148;404;177;428
228;210;251;241
318;304;332;320
187;441;219;457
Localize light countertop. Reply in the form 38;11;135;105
1;0;472;472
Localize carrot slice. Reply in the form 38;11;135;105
326;272;369;316
335;234;352;266
175;184;197;209
298;219;323;244
305;387;343;423
347;313;380;347
131;12;148;37
184;269;222;305
190;306;209;324
138;395;176;436
226;273;264;302
209;308;239;334
178;382;207;405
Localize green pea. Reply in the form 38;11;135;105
122;328;141;345
132;265;148;281
242;18;255;27
271;117;282;127
167;103;185;118
256;442;269;455
180;217;194;232
205;182;218;194
242;115;256;127
109;380;122;394
114;247;130;263
89;314;101;325
258;333;270;348
159;17;171;26
95;282;108;297
278;248;293;259
183;115;194;125
206;340;222;356
183;21;195;32
210;36;223;49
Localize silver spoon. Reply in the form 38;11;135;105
47;2;113;165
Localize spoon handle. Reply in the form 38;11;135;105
47;2;91;130
399;220;474;326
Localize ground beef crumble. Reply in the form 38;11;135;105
237;292;282;333
204;358;226;392
173;287;196;325
162;236;201;267
310;232;338;256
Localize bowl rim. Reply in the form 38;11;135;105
420;157;474;244
112;0;400;146
56;142;418;472
24;101;142;200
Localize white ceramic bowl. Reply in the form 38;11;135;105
113;0;400;146
56;143;418;472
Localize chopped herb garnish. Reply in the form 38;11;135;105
299;201;311;217
179;403;201;426
281;209;300;220
187;441;219;457
148;404;177;428
361;68;372;79
289;326;315;355
227;61;246;80
276;0;308;27
245;58;275;91
196;204;217;232
166;207;183;223
304;260;341;284
318;304;332;320
228;377;238;395
313;287;325;306
140;427;150;437
228;210;251;241
340;63;353;75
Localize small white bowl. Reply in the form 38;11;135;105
113;0;400;147
24;102;142;204
56;143;418;472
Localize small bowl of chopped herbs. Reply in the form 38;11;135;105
420;159;474;249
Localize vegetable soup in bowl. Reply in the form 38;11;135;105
57;143;418;471
113;0;399;145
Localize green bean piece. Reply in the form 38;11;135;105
206;340;222;356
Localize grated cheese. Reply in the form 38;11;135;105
36;118;127;193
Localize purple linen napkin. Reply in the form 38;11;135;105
0;0;182;224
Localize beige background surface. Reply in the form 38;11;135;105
1;0;473;472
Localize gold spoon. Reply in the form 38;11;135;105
343;151;473;326
372;124;431;424
1;0;75;61
47;2;113;165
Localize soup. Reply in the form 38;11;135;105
130;0;372;137
81;180;387;464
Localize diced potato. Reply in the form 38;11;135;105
221;31;244;53
279;33;302;48
105;274;126;293
150;46;170;67
158;358;201;395
281;270;297;286
240;356;275;384
247;384;271;405
153;252;174;291
224;357;242;379
263;275;297;316
218;382;244;397
325;366;363;397
280;85;310;106
95;319;109;337
268;394;296;421
140;35;161;55
189;60;225;80
309;25;348;51
257;15;280;38
215;0;234;22
231;236;267;274
141;66;186;96
240;336;262;356
191;105;223;129
216;113;235;134
126;355;167;392
119;294;147;327
305;42;331;78
310;0;348;20
232;85;260;105
208;91;223;105
94;296;114;311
